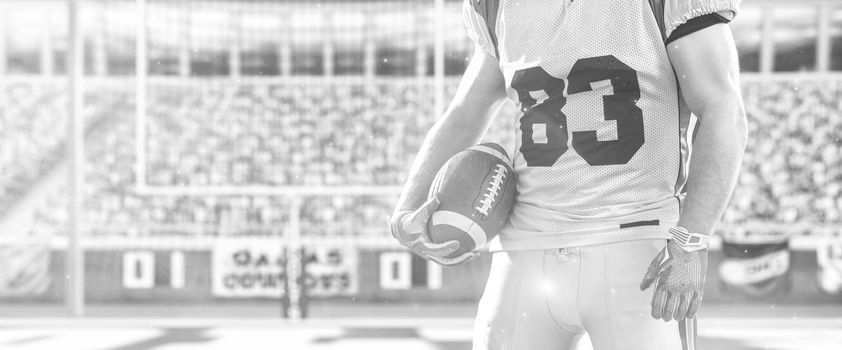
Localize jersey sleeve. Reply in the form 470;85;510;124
663;0;740;40
462;0;498;58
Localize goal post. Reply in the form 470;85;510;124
67;0;85;317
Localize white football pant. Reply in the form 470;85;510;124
473;239;696;350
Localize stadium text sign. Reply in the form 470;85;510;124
717;239;791;298
212;240;357;298
719;249;789;285
303;246;359;296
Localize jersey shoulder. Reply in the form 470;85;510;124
462;0;500;58
662;0;741;39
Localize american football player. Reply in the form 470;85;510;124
389;0;747;348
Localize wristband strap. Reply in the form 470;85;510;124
669;227;710;252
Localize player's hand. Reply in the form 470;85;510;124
640;240;708;322
387;197;475;266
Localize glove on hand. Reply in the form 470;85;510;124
640;239;708;322
387;197;476;266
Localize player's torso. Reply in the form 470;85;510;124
489;0;689;248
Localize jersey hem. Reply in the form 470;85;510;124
489;225;674;251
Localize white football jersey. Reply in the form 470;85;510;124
463;0;739;250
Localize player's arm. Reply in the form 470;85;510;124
669;23;747;238
641;21;747;322
394;47;506;213
388;46;507;263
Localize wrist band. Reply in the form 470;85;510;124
669;226;710;252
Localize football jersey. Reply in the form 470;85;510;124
463;0;740;250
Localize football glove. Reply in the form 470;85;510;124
387;197;476;266
640;237;709;322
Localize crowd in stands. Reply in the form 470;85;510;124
144;82;438;187
723;80;842;227
2;78;840;240
0;84;66;216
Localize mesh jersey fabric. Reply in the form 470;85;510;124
461;0;740;250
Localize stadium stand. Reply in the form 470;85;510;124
144;82;438;187
0;83;66;216
0;83;126;217
3;78;840;240
725;80;842;228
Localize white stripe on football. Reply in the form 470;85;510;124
468;144;511;165
431;210;488;248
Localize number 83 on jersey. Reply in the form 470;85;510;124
512;55;645;167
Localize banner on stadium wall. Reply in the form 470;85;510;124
302;245;358;296
817;240;842;296
718;237;791;298
0;239;51;297
212;240;357;298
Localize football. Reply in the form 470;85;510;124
427;143;516;259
